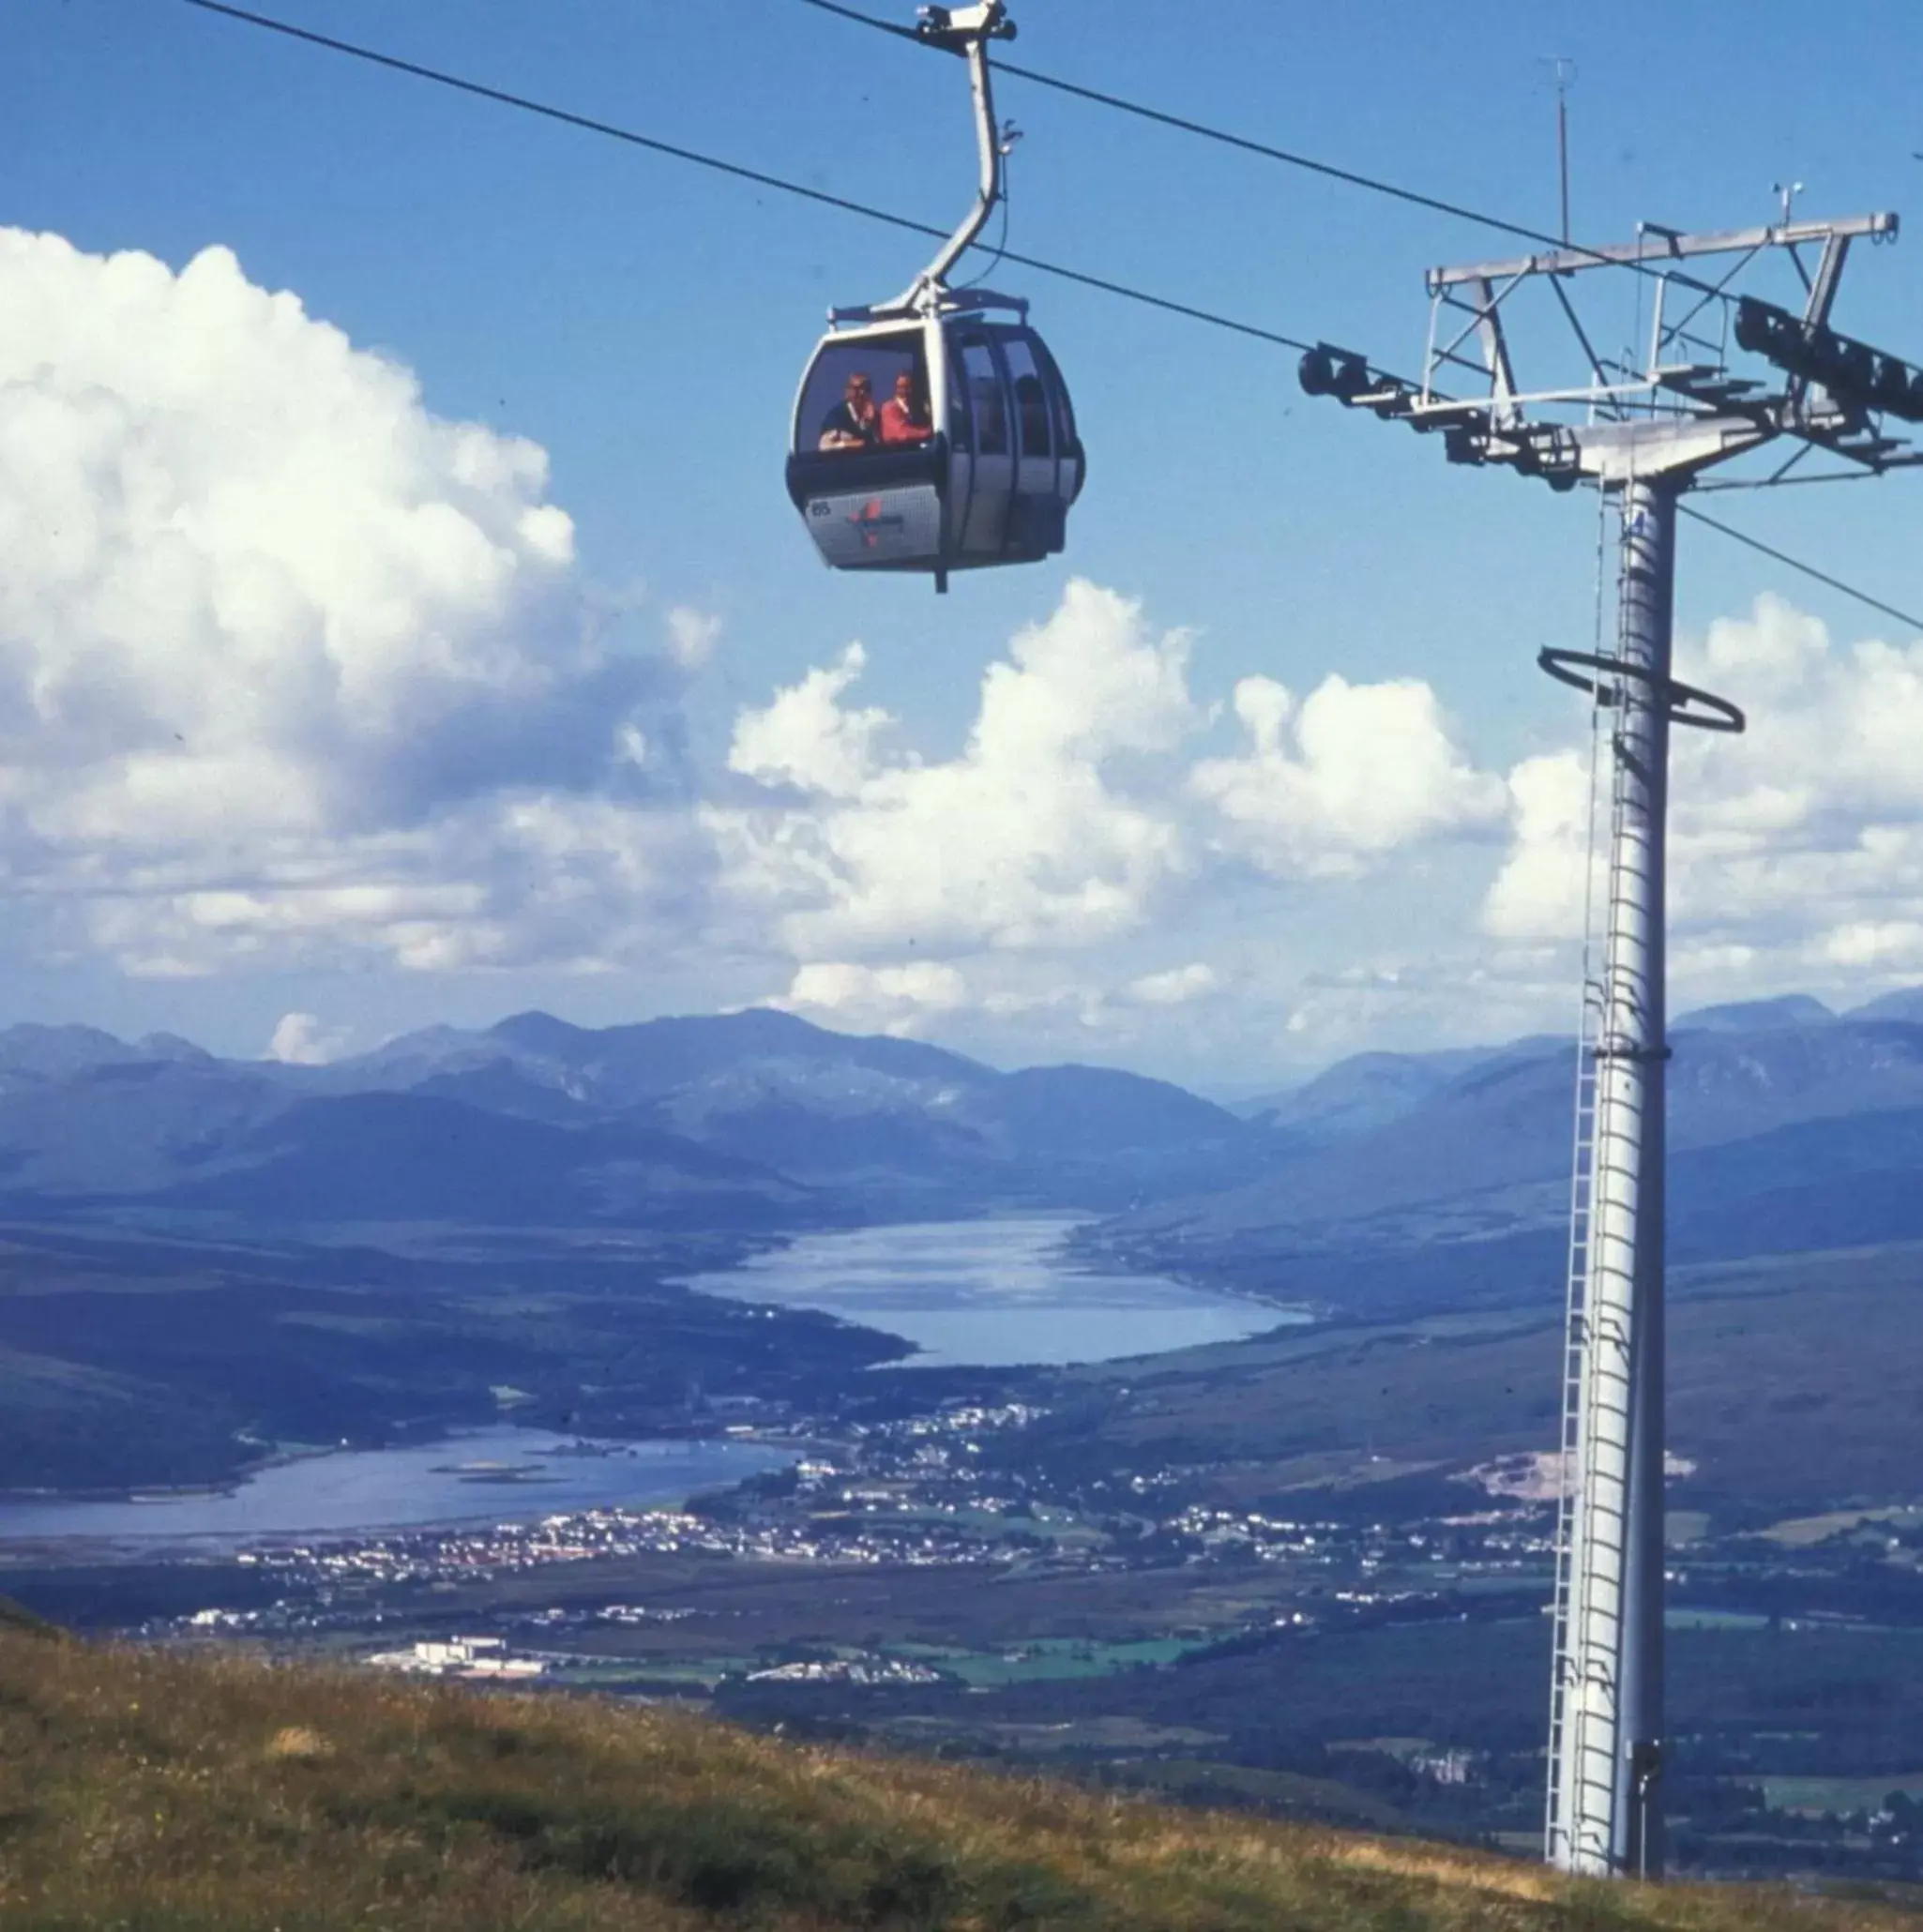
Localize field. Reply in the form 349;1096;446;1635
1763;1778;1923;1817
194;1525;1923;1868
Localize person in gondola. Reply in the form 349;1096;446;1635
819;371;880;451
879;370;933;446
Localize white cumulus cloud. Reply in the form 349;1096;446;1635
714;581;1198;958
265;1011;351;1065
1191;673;1505;879
712;581;1518;1051
727;643;892;801
777;959;970;1035
1482;747;1592;943
1126;962;1219;1005
0;228;704;976
1484;595;1923;998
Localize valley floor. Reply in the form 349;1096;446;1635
10;1235;1923;1891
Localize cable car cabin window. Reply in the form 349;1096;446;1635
1000;336;1053;459
946;352;972;453
958;337;1010;455
796;340;933;455
1032;335;1080;459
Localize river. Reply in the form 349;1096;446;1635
675;1214;1304;1367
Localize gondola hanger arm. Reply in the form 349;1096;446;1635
876;3;1016;316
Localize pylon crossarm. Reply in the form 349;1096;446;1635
1412;373;1710;415
1797;427;1923;469
1571;418;1773;482
1427;210;1897;288
1309;209;1920;494
1650;369;1772;415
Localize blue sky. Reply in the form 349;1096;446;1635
6;0;1923;1090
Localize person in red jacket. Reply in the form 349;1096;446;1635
879;369;934;446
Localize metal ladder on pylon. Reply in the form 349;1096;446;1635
1538;533;1646;1870
1544;958;1604;1862
1545;515;1634;1864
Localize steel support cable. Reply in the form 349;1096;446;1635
176;0;1314;356
795;0;1731;302
1678;504;1923;633
176;0;1923;635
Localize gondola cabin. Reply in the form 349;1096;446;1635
785;298;1083;592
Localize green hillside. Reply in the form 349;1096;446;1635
0;1622;1913;1930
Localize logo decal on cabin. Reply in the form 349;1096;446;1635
849;499;907;547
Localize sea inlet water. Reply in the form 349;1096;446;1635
676;1214;1304;1368
0;1430;791;1544
0;1220;1293;1543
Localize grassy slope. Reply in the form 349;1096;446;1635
0;1628;1915;1931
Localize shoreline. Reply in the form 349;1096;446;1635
679;1214;1309;1368
0;1422;785;1514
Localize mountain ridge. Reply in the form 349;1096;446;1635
0;1005;1276;1230
1083;989;1923;1314
10;988;1923;1277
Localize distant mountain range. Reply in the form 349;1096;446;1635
0;1009;1270;1232
6;988;1923;1306
1085;987;1923;1317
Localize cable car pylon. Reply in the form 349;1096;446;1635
785;3;1084;591
1302;206;1922;1879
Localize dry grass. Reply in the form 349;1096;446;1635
0;1625;1913;1930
